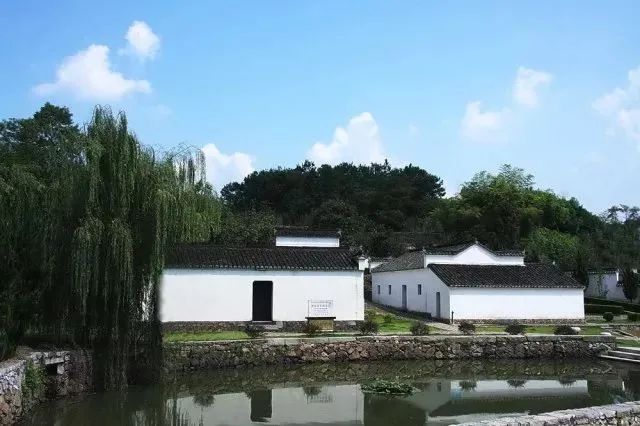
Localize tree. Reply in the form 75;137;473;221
621;267;640;302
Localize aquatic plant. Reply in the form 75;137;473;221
361;379;415;395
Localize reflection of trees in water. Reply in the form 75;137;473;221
459;380;477;391
507;379;527;388
303;386;323;397
192;393;215;408
558;377;577;387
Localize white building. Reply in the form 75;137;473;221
585;268;638;303
371;242;584;322
161;229;364;329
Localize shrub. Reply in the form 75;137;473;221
244;323;266;338
603;312;614;322
410;321;429;336
359;318;379;335
554;325;578;335
458;321;476;335
364;310;376;322
504;323;526;335
628;312;640;322
585;304;624;315
383;314;394;324
22;361;45;402
303;322;322;336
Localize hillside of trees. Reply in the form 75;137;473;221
222;163;639;277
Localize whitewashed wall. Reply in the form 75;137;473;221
275;236;340;247
161;269;364;322
585;271;630;301
449;287;585;320
371;269;450;319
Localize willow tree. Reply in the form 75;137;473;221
68;107;219;389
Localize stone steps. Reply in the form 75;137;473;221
600;345;640;364
599;354;640;364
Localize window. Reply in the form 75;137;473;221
418;284;422;295
377;285;380;295
388;285;392;295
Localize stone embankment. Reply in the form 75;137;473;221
164;334;615;372
0;350;92;425
458;401;640;425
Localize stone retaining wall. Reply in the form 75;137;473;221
0;350;92;425
163;335;615;372
458;401;640;425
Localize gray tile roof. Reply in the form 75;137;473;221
166;245;357;271
371;251;425;272
428;263;583;289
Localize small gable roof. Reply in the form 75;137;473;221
166;245;357;271
424;241;523;257
428;263;583;289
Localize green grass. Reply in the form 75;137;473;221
164;331;249;342
617;338;640;348
367;309;428;333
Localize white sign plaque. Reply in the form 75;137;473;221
308;300;334;318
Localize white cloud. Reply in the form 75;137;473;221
33;44;151;101
513;67;553;107
460;67;552;142
121;21;161;61
460;101;507;142
202;143;255;191
593;66;640;148
307;112;386;165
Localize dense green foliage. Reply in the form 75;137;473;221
223;163;639;273
585;304;624;315
0;104;221;388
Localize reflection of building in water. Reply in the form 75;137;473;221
161;377;624;426
174;384;363;425
406;379;595;425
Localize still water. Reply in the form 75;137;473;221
22;359;640;425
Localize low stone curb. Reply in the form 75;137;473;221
457;401;640;425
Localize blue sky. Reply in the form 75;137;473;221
1;1;639;213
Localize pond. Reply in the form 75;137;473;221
21;359;640;425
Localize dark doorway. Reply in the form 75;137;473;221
252;281;273;321
401;285;407;310
436;292;441;318
248;390;272;422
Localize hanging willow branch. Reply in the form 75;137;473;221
0;104;222;387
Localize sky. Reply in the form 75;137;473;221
1;1;639;213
